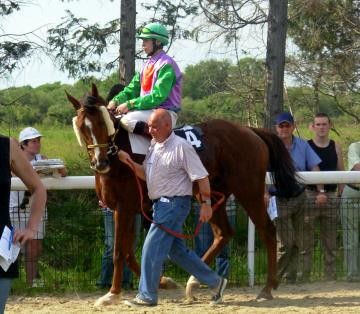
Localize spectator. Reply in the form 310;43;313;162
107;22;182;136
9;127;66;287
0;135;46;312
340;141;360;281
96;200;142;289
118;109;227;307
273;112;327;284
194;194;236;278
301;113;344;281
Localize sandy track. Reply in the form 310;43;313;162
6;281;360;313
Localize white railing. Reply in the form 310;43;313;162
11;171;360;287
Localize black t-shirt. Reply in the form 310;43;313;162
308;139;338;192
0;136;19;278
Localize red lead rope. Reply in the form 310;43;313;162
128;160;225;239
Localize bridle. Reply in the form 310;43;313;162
76;106;120;169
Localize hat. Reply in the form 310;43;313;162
275;112;294;125
19;127;42;142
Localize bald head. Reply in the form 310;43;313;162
150;109;172;125
148;109;172;142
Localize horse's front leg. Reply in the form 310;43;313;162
186;205;232;300
95;209;125;306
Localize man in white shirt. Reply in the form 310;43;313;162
118;109;227;307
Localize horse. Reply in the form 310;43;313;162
66;83;300;306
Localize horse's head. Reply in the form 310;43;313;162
66;83;116;174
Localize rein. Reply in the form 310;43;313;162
127;159;225;239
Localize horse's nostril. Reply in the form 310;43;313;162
97;159;110;170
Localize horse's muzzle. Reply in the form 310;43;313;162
91;159;111;174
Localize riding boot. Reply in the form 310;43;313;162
133;121;152;140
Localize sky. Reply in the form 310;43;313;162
0;0;268;89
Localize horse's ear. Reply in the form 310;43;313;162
65;91;81;111
91;83;99;98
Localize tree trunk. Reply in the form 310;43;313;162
264;0;288;129
119;0;136;85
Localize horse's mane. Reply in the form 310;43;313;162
84;95;106;110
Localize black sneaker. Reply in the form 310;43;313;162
124;296;157;307
210;277;227;305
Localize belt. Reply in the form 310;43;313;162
347;184;360;191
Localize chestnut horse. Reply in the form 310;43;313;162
67;84;299;305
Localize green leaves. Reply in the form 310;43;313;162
47;10;120;78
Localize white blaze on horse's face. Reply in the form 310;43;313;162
84;117;110;173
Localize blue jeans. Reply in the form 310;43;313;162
138;196;221;304
194;199;236;278
97;210;141;288
0;278;13;314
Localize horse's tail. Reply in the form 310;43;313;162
250;127;301;198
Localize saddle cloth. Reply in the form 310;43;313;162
128;125;204;155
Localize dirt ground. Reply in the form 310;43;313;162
6;281;360;314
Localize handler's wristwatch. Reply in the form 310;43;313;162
201;199;211;205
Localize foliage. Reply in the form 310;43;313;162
287;0;360;119
183;59;231;100
47;10;121;78
0;1;48;76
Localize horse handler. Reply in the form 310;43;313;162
118;109;227;307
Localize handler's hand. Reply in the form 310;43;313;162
115;103;129;115
199;204;212;222
118;150;133;167
315;193;327;207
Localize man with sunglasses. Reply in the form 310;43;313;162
107;22;181;138
273;112;327;284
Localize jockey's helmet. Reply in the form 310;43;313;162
137;22;169;46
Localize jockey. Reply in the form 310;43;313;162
107;22;182;137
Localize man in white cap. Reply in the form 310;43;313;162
9;127;66;287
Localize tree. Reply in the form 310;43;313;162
264;0;288;128
119;0;136;84
183;59;231;99
47;0;198;80
0;1;46;77
287;0;360;121
196;0;288;128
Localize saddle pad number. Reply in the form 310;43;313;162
174;125;204;152
184;130;202;148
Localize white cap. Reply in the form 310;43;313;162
19;127;42;142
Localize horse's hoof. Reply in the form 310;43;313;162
160;276;178;289
256;290;273;301
94;291;120;306
185;275;200;301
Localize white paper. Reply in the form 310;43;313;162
0;226;21;272
267;196;278;221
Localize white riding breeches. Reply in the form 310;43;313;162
120;109;178;132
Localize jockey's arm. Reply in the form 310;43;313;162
108;73;141;109
113;64;176;111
